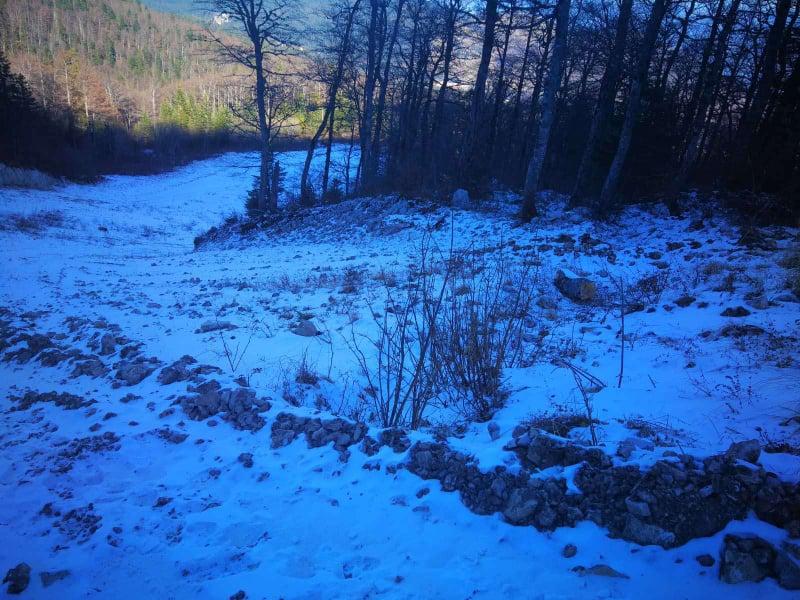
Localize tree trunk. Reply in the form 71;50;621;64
521;0;571;220
596;0;670;216
570;0;633;205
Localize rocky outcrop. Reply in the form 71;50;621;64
178;380;271;431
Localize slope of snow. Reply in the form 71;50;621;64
1;148;798;598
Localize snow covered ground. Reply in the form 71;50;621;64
1;148;799;599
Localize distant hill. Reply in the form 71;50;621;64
138;0;199;18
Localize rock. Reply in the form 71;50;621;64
229;591;247;600
696;554;715;567
721;306;751;317
675;295;695;308
625;498;652;518
157;355;198;385
726;439;760;464
379;428;411;453
616;437;655;460
775;543;800;590
562;544;577;558
502;487;540;525
99;333;118;355
452;188;471;209
622;515;676;547
238;453;254;468
3;563;31;594
196;320;238;333
40;570;70;588
291;320;320;337
487;422;501;441
114;360;156;386
719;534;775;584
153;496;172;508
71;357;108;378
554;269;596;303
572;564;629;579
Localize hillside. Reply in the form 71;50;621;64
0;148;798;597
0;0;240;132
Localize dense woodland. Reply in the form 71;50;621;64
1;0;798;221
278;0;798;221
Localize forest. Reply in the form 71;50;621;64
1;0;798;217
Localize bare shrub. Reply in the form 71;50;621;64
431;248;536;422
347;240;538;428
347;239;448;428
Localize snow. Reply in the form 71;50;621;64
1;147;798;598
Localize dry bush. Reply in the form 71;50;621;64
431;249;536;422
347;239;447;428
348;240;538;428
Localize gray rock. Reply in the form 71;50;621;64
291;320;320;337
487;422;501;441
625;498;652;518
720;534;775;584
99;334;118;355
114;360;156;386
3;563;31;594
554;269;596;303
238;453;254;468
40;570;70;588
452;188;471;209
726;439;760;464
562;544;577;558
196;320;238;333
622;515;676;547
617;437;655;460
572;564;629;579
776;543;800;590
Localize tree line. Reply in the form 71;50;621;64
221;0;798;222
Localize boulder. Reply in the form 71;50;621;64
291;320;320;337
554;269;596;303
719;534;775;584
726;439;760;465
3;563;31;594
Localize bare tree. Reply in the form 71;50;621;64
203;0;297;212
521;0;571;220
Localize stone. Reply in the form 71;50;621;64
696;554;715;567
114;360;156;386
726;439;760;464
572;564;629;579
554;269;596;303
562;544;577;558
487;422;501;441
721;306;751;317
625;498;652;518
99;333;118;355
238;453;254;468
775;545;800;590
616;437;655;460
3;563;31;594
719;534;775;584
158;355;198;385
675;295;695;308
452;188;471;209
40;570;70;588
291;320;320;337
196;320;238;333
